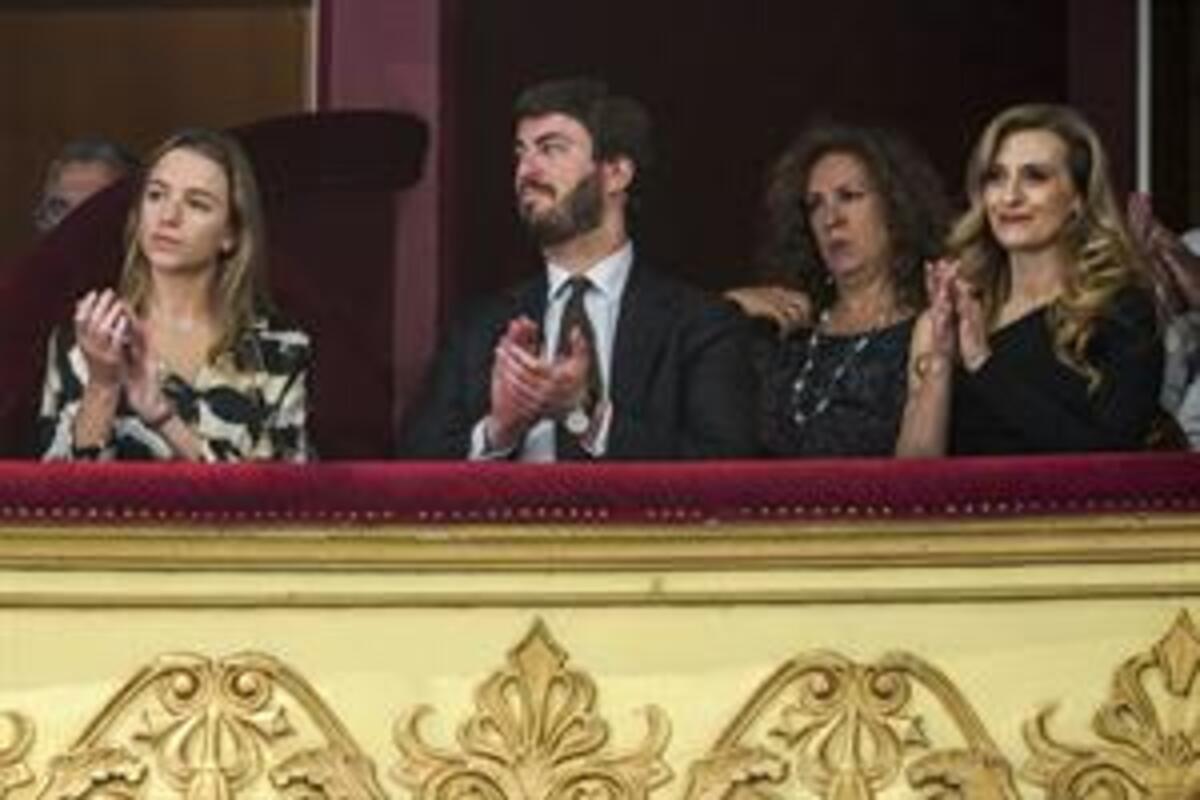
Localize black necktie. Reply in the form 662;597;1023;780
555;277;602;460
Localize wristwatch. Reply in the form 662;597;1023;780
564;406;591;436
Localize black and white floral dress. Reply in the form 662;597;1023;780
38;317;313;462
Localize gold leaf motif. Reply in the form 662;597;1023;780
393;619;672;800
1023;610;1200;800
37;745;145;800
679;745;786;800
1154;611;1200;696
35;652;385;800
683;651;1017;800
271;746;384;799
908;749;1018;800
0;712;35;798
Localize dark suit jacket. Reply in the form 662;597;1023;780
400;261;758;459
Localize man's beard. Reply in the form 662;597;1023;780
518;171;604;247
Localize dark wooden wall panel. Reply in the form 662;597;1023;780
1150;0;1200;230
0;1;311;260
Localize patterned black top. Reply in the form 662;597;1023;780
752;317;914;457
38;318;313;462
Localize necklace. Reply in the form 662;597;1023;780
790;310;883;429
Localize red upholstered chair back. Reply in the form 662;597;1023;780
0;110;428;459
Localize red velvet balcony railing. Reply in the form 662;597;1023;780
1;454;1198;528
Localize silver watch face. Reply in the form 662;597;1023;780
565;408;590;435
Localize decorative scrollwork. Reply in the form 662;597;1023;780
0;711;34;798
1023;610;1200;800
393;619;672;800
682;650;1018;800
16;609;1200;800
35;652;385;800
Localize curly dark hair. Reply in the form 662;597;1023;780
757;123;951;314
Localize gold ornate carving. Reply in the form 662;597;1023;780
1023;610;1200;800
17;610;1200;800
36;652;385;800
0;711;34;798
393;619;672;800
682;651;1018;800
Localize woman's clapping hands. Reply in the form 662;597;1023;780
924;258;991;372
73;289;129;386
73;289;173;426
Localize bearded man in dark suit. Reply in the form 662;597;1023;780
402;77;757;460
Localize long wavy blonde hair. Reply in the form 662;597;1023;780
948;104;1143;390
118;128;270;362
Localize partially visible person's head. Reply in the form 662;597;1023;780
34;137;139;233
759;123;950;314
512;77;653;247
950;103;1141;386
120;128;269;356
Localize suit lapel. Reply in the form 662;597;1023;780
509;274;547;320
498;273;549;349
611;263;675;402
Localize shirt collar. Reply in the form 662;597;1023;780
546;240;634;301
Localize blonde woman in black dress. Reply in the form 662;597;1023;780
898;104;1162;456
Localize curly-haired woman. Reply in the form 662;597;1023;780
728;123;950;456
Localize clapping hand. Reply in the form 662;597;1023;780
73;289;129;386
547;325;592;412
74;289;174;428
925;258;959;360
119;314;173;425
953;276;991;371
487;316;544;448
923;258;991;372
486;316;593;450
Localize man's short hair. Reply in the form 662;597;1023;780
513;78;654;179
49;137;140;176
35;137;140;232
